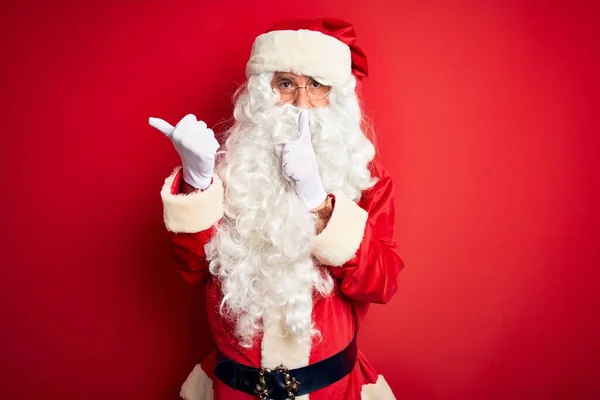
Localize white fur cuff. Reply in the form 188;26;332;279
312;191;368;266
246;29;352;87
161;167;224;233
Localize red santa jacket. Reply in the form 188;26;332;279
161;162;403;400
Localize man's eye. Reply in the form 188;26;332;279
310;80;322;88
277;80;293;89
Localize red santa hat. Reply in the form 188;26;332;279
245;18;368;87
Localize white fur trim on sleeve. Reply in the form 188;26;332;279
246;29;352;87
180;364;214;400
361;375;396;399
312;191;368;266
160;167;224;233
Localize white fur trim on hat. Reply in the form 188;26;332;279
161;167;224;233
312;191;368;266
246;29;352;87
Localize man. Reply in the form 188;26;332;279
150;18;403;400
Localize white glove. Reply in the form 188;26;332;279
277;110;327;210
149;114;220;190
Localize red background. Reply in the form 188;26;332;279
1;1;599;399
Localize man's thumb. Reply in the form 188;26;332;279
149;117;175;137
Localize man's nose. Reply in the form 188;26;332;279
293;87;312;108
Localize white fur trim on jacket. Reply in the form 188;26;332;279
361;375;397;399
161;167;224;233
180;364;213;400
246;29;352;87
312;191;368;266
261;310;311;399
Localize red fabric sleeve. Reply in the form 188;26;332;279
200;349;217;380
328;164;404;304
167;168;216;284
168;229;215;284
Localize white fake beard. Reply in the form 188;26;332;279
205;73;376;348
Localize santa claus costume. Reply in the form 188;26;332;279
156;18;404;400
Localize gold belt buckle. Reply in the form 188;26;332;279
254;364;301;400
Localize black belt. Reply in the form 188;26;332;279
214;334;357;400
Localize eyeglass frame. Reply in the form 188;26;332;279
271;76;332;101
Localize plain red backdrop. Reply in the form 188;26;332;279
1;1;598;399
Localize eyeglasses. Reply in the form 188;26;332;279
272;76;331;101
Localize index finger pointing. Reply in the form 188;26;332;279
148;117;175;137
296;109;312;143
